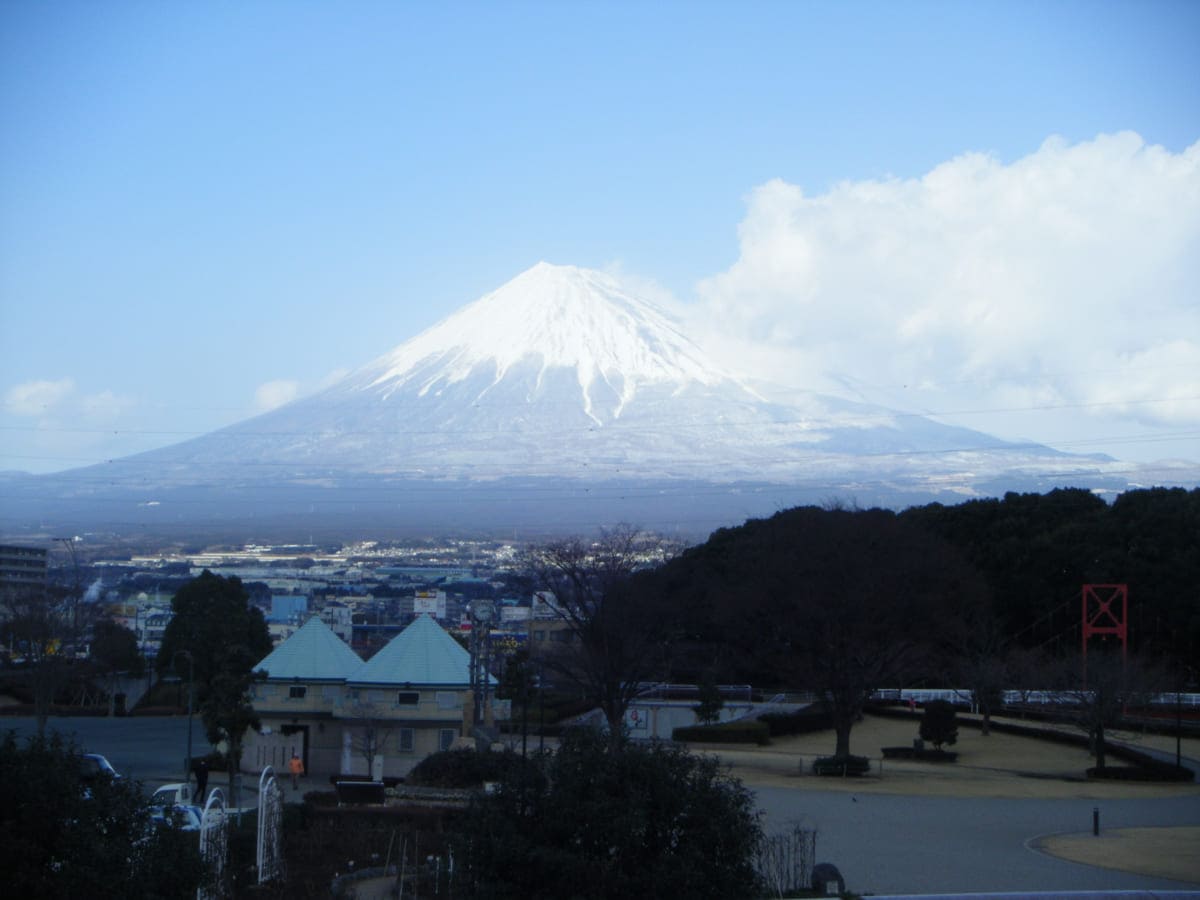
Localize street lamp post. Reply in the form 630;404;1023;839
175;650;194;781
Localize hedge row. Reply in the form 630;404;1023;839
757;708;832;737
1086;765;1191;782
812;755;871;776
880;746;958;763
406;747;542;788
672;720;770;745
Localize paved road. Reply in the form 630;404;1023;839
1;714;213;787
755;787;1200;895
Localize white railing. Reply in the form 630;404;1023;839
257;767;285;885
198;789;228;900
871;688;1200;708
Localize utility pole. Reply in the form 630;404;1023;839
468;600;494;728
53;536;82;639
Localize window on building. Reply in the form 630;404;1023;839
398;728;414;753
397;691;420;706
289;685;307;699
439;728;457;751
533;629;546;642
435;691;460;710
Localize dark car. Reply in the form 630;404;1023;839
80;753;120;784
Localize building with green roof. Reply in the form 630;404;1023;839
244;614;490;779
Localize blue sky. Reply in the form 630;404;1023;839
2;0;1198;475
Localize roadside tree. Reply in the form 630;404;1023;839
159;571;271;802
157;570;272;689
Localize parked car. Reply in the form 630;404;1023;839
148;804;203;832
79;753;120;784
150;782;194;807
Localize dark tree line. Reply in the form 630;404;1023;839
636;506;987;758
900;487;1200;665
534;487;1195;764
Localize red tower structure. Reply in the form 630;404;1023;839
1081;583;1128;661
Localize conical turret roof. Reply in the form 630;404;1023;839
350;614;483;686
254;617;363;681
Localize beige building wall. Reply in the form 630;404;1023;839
245;679;469;779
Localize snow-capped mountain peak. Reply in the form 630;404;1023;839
4;259;1145;539
360;262;731;418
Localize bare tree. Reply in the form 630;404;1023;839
1005;645;1056;716
526;526;674;745
348;700;395;778
0;577;97;734
949;610;1008;736
1056;649;1163;771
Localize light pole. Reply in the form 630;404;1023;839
175;649;194;780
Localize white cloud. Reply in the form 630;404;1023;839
692;132;1200;458
255;379;300;412
80;389;135;420
3;378;76;415
317;368;350;390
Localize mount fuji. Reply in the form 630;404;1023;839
1;263;1133;539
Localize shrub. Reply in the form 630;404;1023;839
919;700;959;750
673;720;770;745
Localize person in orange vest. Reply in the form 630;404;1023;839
288;752;304;790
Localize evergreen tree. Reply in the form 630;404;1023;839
919;700;959;751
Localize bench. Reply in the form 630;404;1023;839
334;780;387;805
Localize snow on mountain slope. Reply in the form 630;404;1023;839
357;262;732;420
114;261;1095;488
